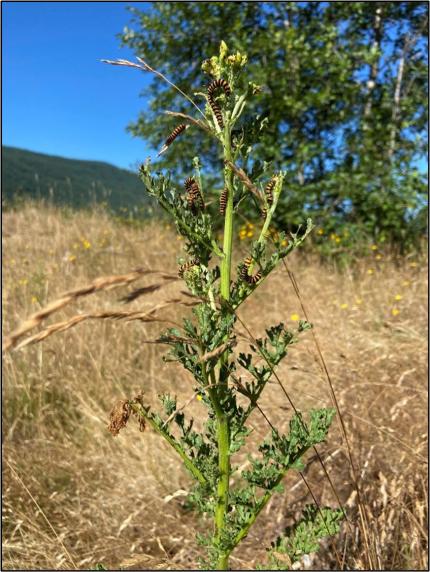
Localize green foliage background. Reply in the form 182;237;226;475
120;1;428;252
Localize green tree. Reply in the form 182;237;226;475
119;1;428;252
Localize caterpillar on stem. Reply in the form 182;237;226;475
220;189;228;215
207;79;231;129
184;177;205;212
240;256;262;284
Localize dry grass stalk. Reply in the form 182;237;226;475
13;300;198;352
199;340;237;363
6;460;78;569
164;110;211;133
3;269;179;352
282;260;377;568
102;56;205;120
233;309;352;568
120;283;164;303
224;160;262;201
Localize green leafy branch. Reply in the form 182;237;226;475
105;41;343;571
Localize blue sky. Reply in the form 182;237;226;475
3;1;154;169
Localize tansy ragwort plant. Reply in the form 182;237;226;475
102;43;343;570
2;43;344;571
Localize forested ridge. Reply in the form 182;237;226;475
2;146;149;212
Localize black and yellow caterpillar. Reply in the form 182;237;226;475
207;79;231;129
219;188;228;215
184;177;205;212
240;256;262;284
178;259;200;278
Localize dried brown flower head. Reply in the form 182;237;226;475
108;400;131;436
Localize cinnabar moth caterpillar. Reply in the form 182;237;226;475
220;189;228;215
207;79;231;97
240;256;262;284
158;124;189;155
265;178;276;206
178;259;199;278
207;79;231;129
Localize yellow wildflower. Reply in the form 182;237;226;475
290;313;300;322
317;228;324;235
196;395;203;401
31;296;38;304
19;279;28;286
82;239;91;249
391;307;400;316
355;298;363;305
367;269;374;275
281;239;288;247
340;303;348;309
394;294;402;301
335;237;341;243
246;231;254;238
375;254;382;260
370;244;378;251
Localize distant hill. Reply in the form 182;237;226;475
2;146;150;213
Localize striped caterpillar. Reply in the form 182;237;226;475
184;177;195;190
207;79;231;98
265;178;276;206
158;123;189;156
219;188;228;215
207;79;231;129
240;256;262;285
178;259;200;278
184;177;205;212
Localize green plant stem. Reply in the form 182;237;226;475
129;402;207;486
231;474;286;550
210;127;235;570
246;177;282;277
202;364;230;571
211;393;230;561
220;131;235;301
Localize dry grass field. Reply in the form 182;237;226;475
2;203;428;570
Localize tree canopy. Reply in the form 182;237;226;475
119;1;428;252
